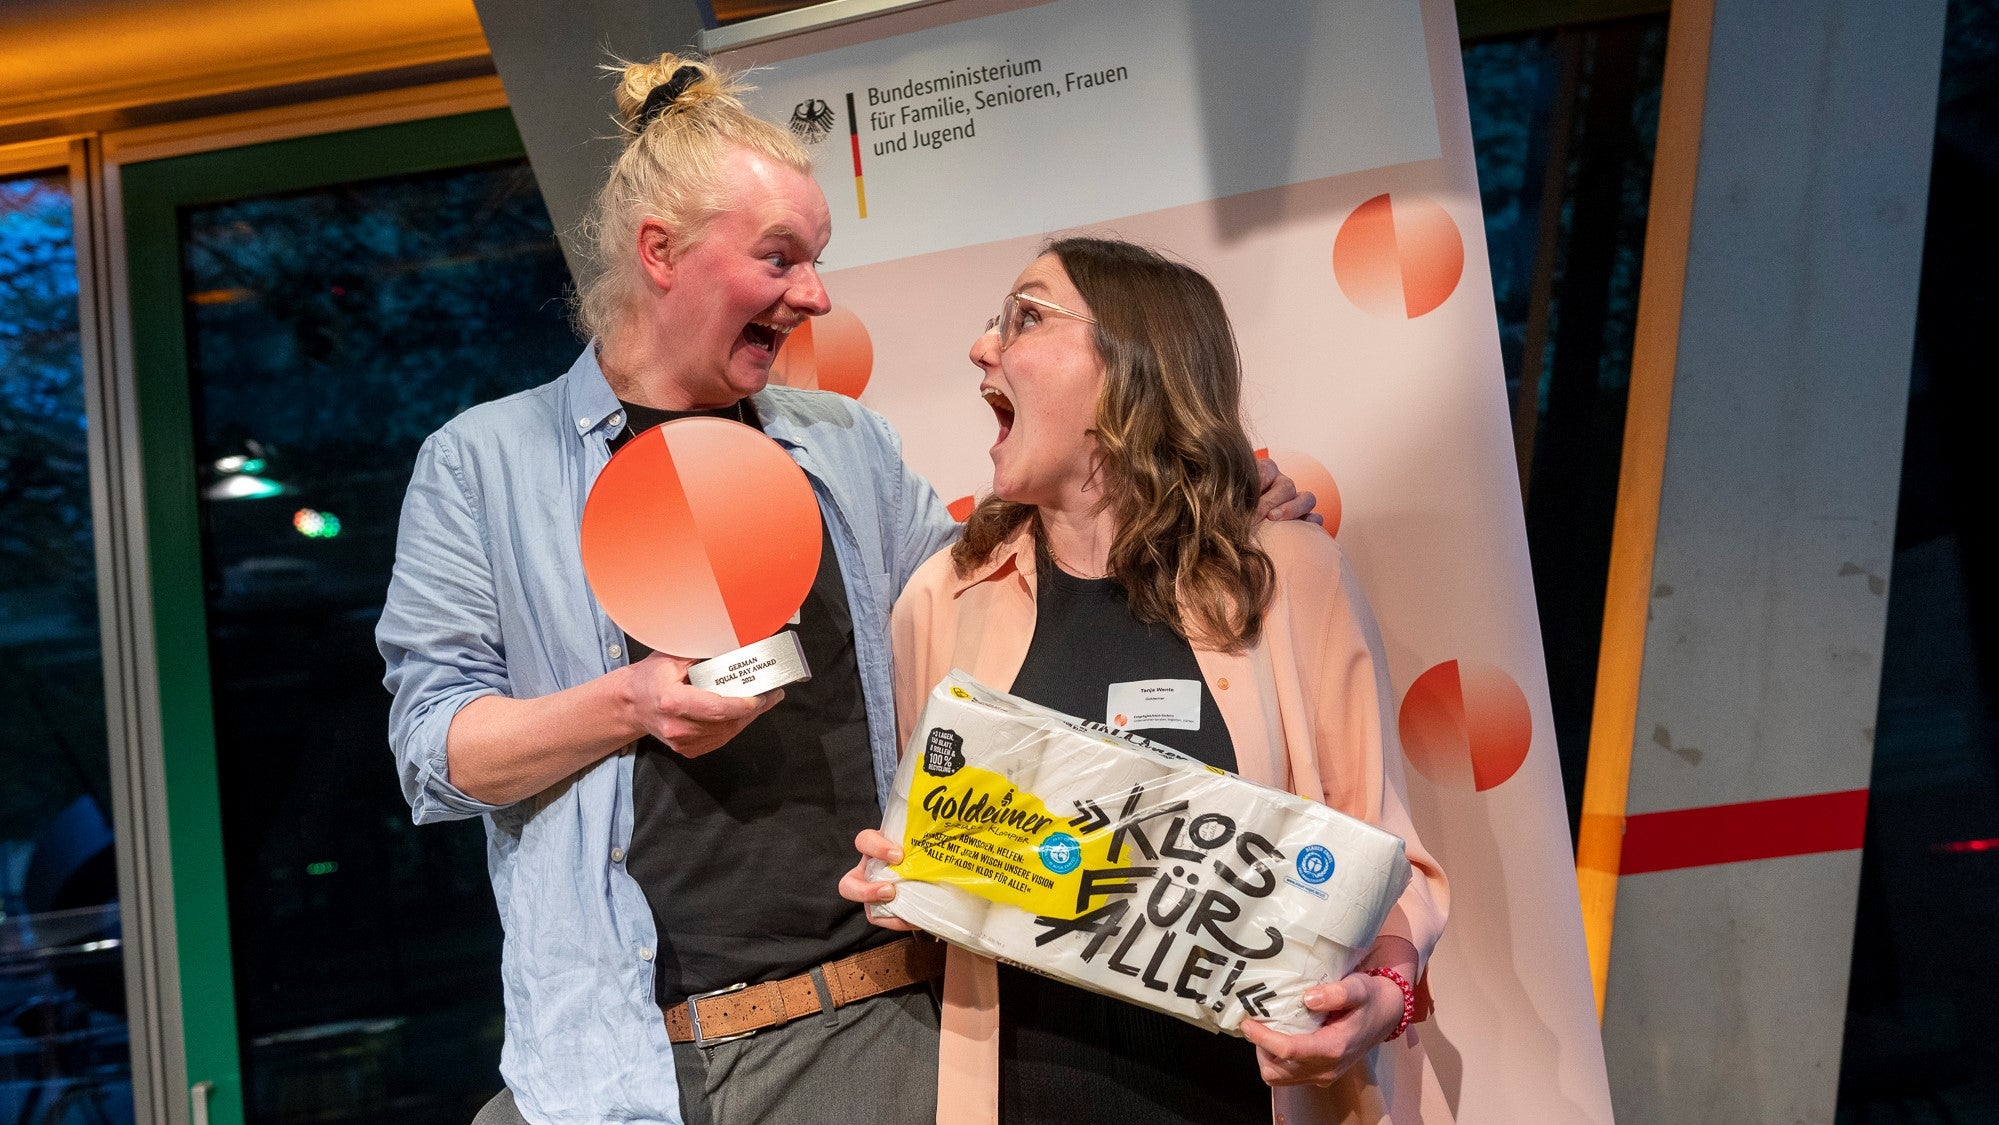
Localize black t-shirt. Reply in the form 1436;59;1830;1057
999;552;1267;1125
612;398;894;1006
1008;556;1234;769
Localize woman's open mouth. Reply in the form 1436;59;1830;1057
982;386;1016;445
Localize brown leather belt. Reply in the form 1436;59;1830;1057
663;935;945;1047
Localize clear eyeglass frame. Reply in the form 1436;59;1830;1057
983;291;1098;349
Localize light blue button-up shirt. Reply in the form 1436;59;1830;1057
377;346;958;1124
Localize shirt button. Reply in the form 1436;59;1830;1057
1217;678;1230;691
610;847;625;863
639;947;654;962
608;643;622;659
578;417;590;428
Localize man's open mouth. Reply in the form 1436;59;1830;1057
742;319;792;354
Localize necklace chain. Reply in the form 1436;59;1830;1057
1043;540;1111;580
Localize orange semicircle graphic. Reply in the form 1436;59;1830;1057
580;417;822;659
771;306;874;398
1398;659;1533;792
1332;193;1465;320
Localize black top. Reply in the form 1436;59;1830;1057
613;398;893;1005
1008;553;1235;769
998;551;1267;1125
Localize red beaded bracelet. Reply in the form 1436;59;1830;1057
1365;966;1416;1041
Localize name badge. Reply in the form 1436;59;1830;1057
1106;678;1202;732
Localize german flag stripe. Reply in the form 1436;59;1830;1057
845;92;868;219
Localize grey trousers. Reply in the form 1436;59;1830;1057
470;1088;528;1125
672;987;940;1125
471;987;940;1125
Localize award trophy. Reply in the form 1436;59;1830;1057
580;415;821;696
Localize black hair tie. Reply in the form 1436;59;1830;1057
635;64;705;131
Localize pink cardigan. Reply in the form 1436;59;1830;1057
890;522;1450;1125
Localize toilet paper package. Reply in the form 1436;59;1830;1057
870;671;1412;1036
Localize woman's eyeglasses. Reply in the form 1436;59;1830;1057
983;291;1097;349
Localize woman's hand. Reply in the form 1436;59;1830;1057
838;829;922;932
1239;970;1406;1088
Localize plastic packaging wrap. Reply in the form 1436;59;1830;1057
869;670;1411;1036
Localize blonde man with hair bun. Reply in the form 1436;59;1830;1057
378;53;1317;1125
574;56;811;352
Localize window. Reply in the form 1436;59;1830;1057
0;168;133;1124
176;154;576;1123
1463;17;1669;839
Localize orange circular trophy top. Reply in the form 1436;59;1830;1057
580;416;822;659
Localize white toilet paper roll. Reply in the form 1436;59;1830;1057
876;880;990;946
872;780;996;943
1206;802;1400;1033
1280;801;1412;955
1154;782;1321;1033
1023;739;1180;857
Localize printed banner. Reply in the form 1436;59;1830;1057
722;0;1612;1118
744;0;1438;269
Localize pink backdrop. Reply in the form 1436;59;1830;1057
724;0;1613;1118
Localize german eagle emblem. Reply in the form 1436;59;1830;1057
789;98;835;145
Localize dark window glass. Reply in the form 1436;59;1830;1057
1462;18;1669;840
178;158;577;1123
1464;32;1565;417
0;171;134;1123
1838;0;1999;1119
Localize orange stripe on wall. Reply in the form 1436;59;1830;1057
1572;0;1719;1021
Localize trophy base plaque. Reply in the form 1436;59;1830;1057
688;631;812;697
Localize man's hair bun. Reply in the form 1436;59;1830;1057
575;53;810;345
611;55;744;135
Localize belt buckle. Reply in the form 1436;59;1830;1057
687;981;754;1048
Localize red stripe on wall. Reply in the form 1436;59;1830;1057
850;132;864;177
1619;788;1870;875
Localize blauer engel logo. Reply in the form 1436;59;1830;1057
1296;844;1336;885
1038;832;1082;875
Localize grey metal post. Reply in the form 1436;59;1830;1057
469;0;716;283
1598;0;1948;1119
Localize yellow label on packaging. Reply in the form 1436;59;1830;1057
892;764;1104;919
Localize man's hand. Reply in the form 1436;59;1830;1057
623;651;783;758
837;829;923;932
1256;456;1324;525
446;650;784;804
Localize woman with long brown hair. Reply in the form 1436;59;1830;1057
842;237;1448;1124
